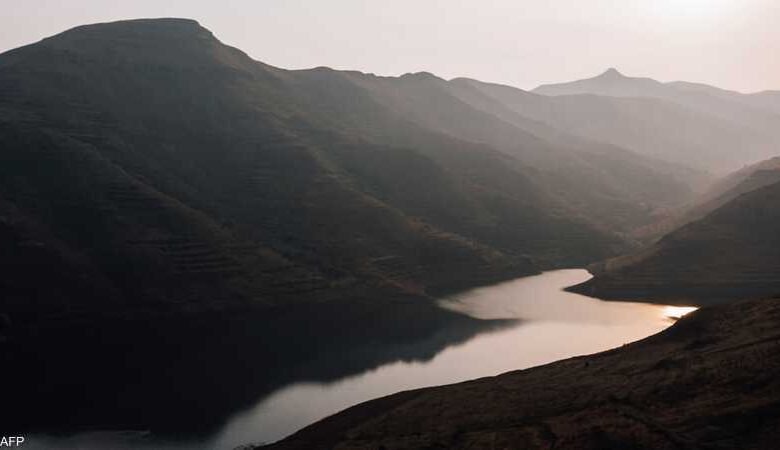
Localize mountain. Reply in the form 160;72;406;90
536;67;671;98
535;68;780;121
463;77;760;172
259;297;780;450
534;67;780;132
0;18;704;334
532;69;780;172
570;177;780;304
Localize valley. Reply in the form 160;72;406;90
1;16;780;450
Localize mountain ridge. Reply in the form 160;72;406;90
0;17;695;333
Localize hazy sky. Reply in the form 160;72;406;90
3;0;779;92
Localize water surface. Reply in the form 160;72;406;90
29;269;687;449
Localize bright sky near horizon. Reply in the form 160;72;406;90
2;0;779;93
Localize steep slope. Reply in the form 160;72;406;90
261;297;780;450
461;76;774;172
570;179;780;304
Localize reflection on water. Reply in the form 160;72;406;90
440;269;673;324
28;269;683;449
663;306;699;319
212;269;678;448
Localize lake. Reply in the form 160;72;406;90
27;269;690;449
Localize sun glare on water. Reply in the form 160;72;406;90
663;306;699;320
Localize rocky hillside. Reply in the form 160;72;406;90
260;297;780;450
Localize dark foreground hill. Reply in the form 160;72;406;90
571;179;780;305
260;297;780;450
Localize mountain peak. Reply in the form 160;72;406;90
55;18;206;39
22;17;261;72
401;71;442;81
598;68;625;79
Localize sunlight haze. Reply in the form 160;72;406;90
2;0;778;92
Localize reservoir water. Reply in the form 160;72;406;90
29;269;691;449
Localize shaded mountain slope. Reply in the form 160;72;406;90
570;179;780;304
260;297;780;450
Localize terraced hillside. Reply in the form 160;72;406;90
260;297;780;450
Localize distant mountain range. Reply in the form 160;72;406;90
533;68;780;172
